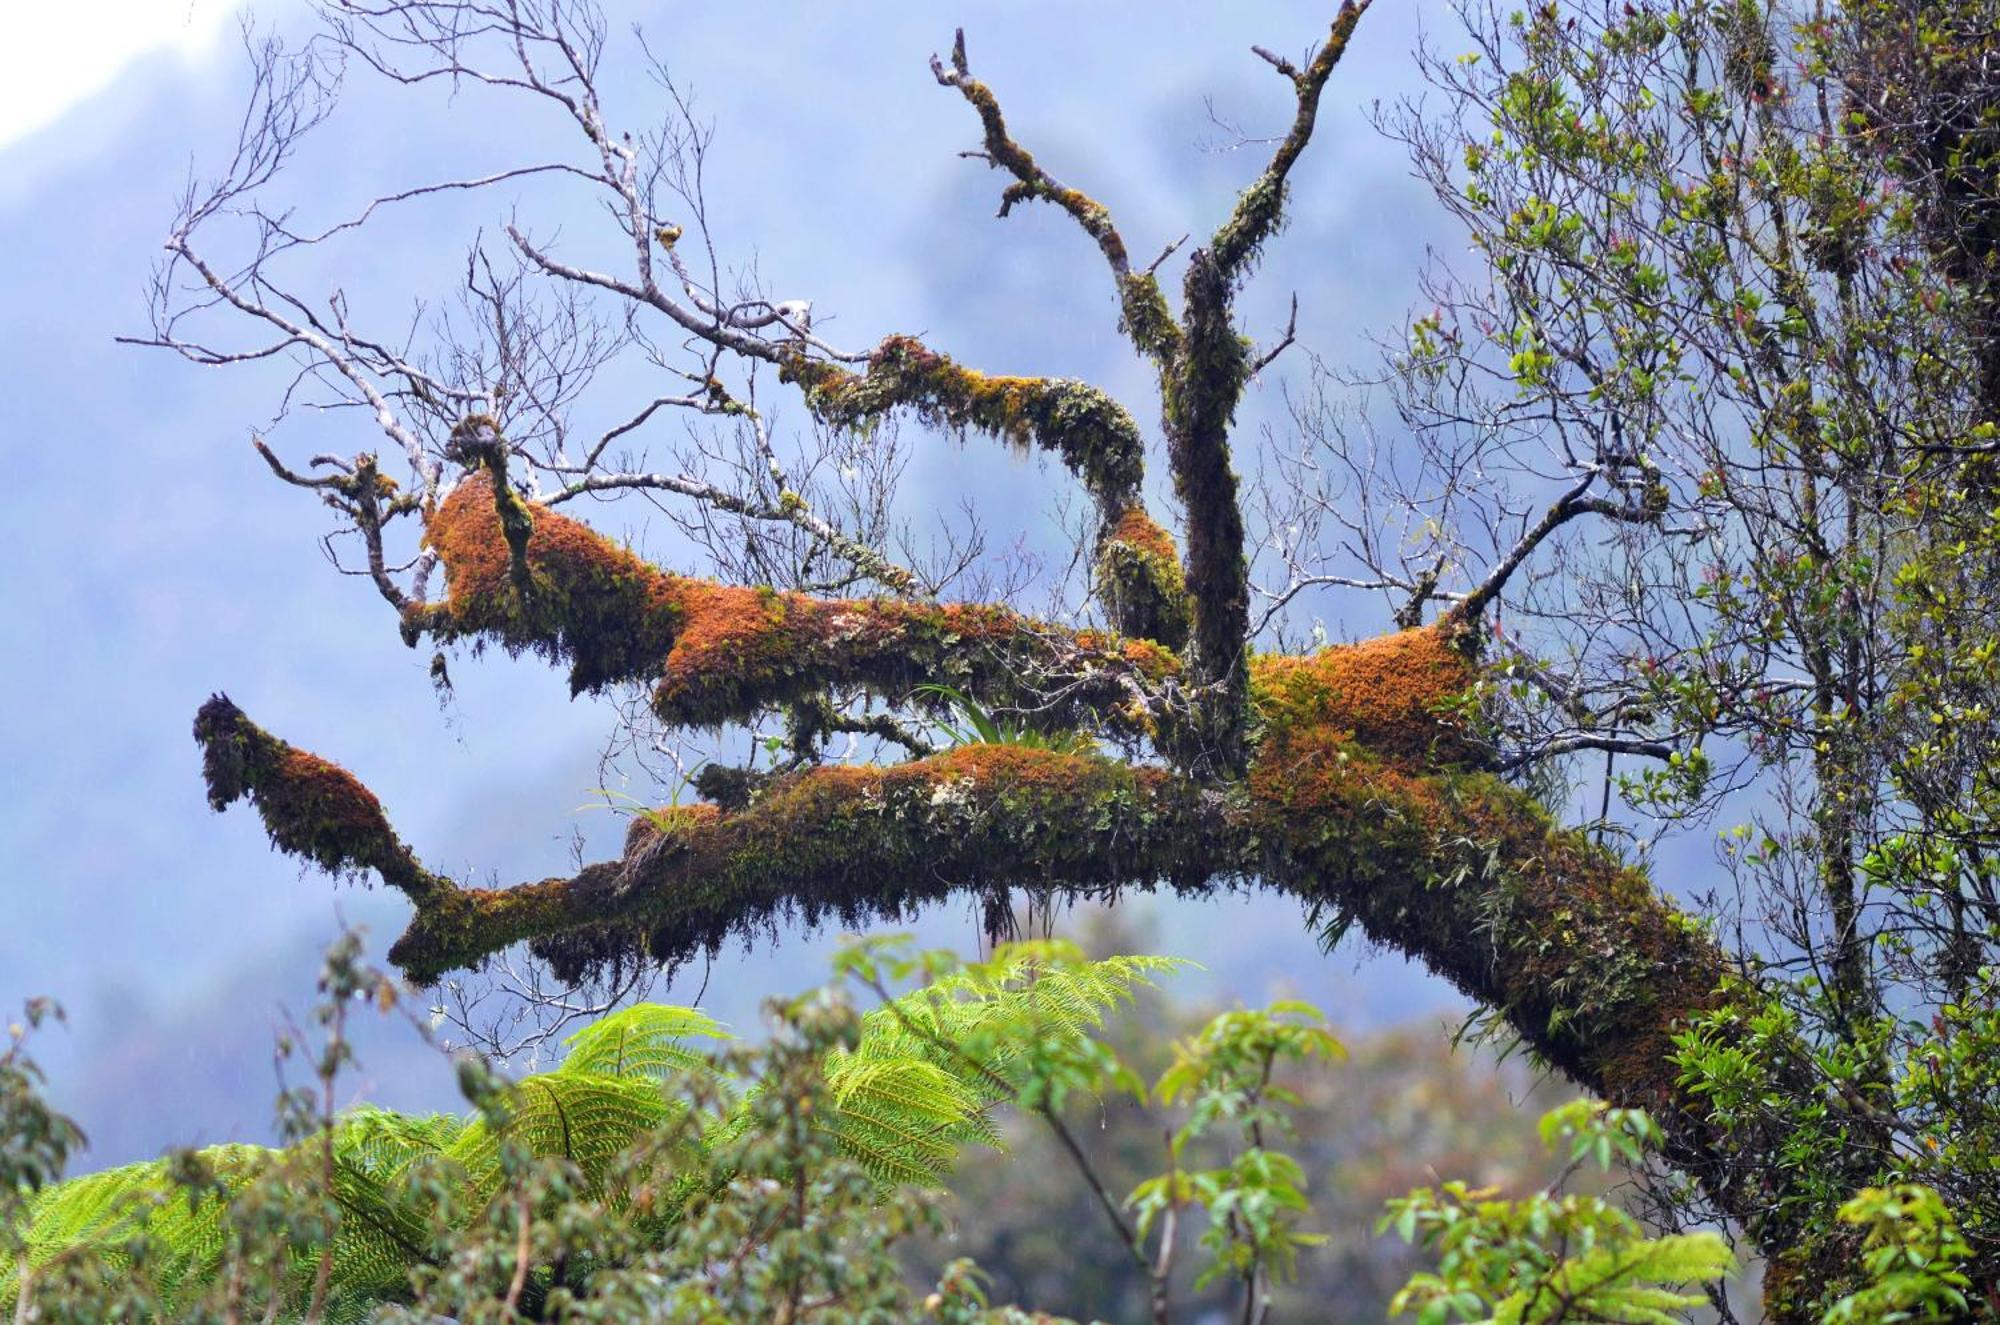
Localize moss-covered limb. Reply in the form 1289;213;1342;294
444;415;534;596
1119;273;1184;364
929;31;1185;364
780;329;1182;647
406;473;1177;737
1248;624;1485;767
1237;631;1865;1269
376;626;1847;1255
1153;2;1374;739
201;622;1866;1288
780;336;1145;520
1242;733;1863;1270
191;696;444;903
930;30;1129;275
382;745;1237;984
1161;248;1256;770
401;472;683;694
1094;506;1192;650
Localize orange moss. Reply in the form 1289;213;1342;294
193;695;438;901
273;750;393;846
419;472;687;694
880;741;1102;791
1104;507;1178;563
1092;506;1192;650
425;473;652;607
1250;625;1482;766
1120;639;1178;675
414;473;1169;736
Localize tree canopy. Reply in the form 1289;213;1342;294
61;0;2000;1317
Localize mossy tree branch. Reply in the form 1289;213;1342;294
402;745;1232;986
192;695;446;905
929;30;1182;366
196;626;1866;1274
172;6;1917;1312
1154;2;1375;772
778;336;1194;649
1210;0;1372;281
403;472;1179;738
780;335;1146;520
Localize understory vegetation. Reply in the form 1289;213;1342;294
1;936;1974;1322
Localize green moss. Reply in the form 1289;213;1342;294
1235;713;1748;1240
1210;175;1289;275
1094;506;1191;649
380;745;1235;984
1118;272;1183;360
781;337;1145;513
1162;249;1257;769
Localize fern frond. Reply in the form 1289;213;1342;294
444;1072;677;1211
559;1004;729;1080
819;945;1184;1186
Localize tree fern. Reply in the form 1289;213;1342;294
558;1004;728;1081
1;1006;729;1320
3;949;1172;1318
825;941;1184;1182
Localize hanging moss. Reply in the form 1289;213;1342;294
1094;506;1191;650
212;485;1852;1284
780;337;1145;514
409;473;1174;738
381;744;1234;984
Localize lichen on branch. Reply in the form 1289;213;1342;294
1095;506;1192;651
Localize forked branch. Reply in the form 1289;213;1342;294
931;30;1183;364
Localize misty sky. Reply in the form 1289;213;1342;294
0;2;1496;1165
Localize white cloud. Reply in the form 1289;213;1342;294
1;0;237;151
